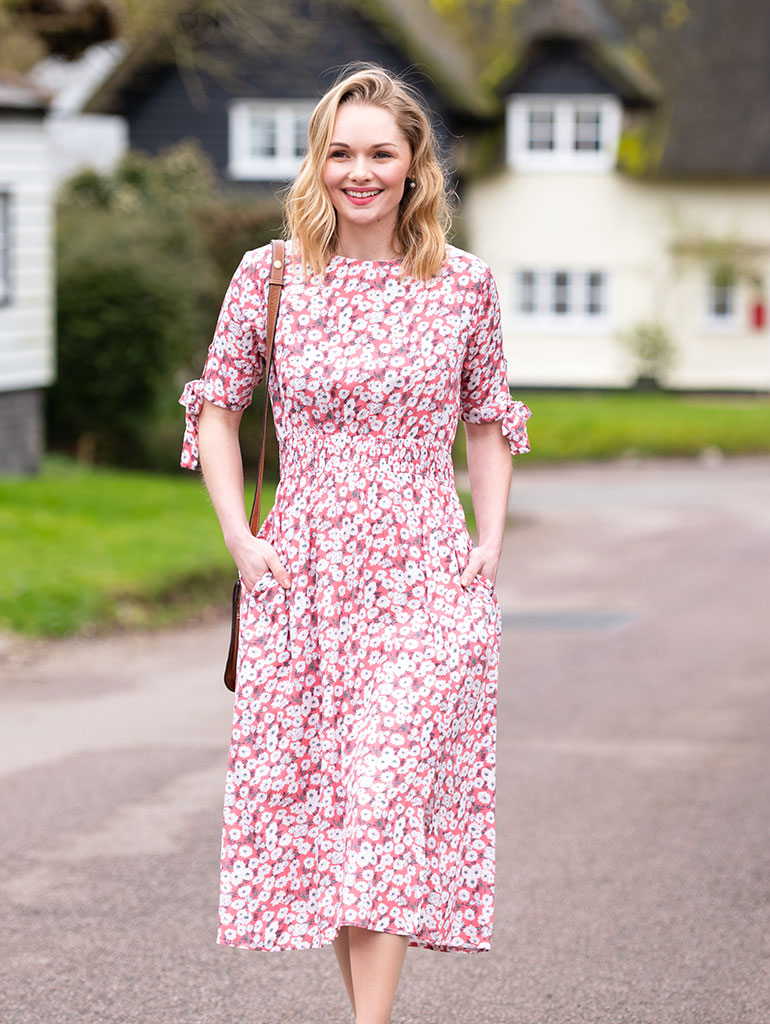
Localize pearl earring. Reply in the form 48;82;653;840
409;179;416;189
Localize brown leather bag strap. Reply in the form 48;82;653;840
247;238;285;536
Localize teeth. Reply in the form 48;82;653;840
346;190;380;198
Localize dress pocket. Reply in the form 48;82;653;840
473;571;496;592
450;531;499;607
249;570;277;595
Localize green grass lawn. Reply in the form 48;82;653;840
2;391;768;637
515;390;770;461
0;456;259;636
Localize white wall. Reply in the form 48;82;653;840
464;170;770;391
46;113;127;185
0;115;54;393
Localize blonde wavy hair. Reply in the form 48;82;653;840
284;65;451;279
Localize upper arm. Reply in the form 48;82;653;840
459;262;532;457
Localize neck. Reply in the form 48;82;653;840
335;220;400;261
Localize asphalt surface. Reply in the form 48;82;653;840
1;456;768;1024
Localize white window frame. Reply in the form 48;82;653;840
704;268;740;331
512;268;611;330
506;93;623;172
228;99;315;181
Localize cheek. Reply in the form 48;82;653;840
321;170;342;212
322;162;346;192
384;162;411;190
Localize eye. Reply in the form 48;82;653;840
374;151;395;159
328;149;349;159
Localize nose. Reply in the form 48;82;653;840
348;155;373;181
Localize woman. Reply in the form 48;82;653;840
180;64;531;1024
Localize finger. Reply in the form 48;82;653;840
240;568;264;593
266;557;291;589
248;568;271;592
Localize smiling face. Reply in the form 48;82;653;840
322;102;413;253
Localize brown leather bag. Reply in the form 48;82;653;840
224;239;286;691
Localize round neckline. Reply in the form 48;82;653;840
330;253;404;266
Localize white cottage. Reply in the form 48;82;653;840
0;74;54;473
462;0;770;392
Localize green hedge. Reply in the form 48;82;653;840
49;141;281;470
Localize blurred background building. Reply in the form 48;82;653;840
1;0;769;474
0;74;53;474
462;0;770;393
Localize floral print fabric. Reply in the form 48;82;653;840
180;242;531;953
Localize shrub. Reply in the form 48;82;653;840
51;206;205;464
617;321;676;387
49;141;281;470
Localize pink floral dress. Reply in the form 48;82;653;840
180;241;531;954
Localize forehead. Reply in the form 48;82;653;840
331;102;408;146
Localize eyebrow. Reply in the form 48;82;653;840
328;141;399;149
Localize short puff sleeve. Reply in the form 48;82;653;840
460;263;531;455
179;246;271;470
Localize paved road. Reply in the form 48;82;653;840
1;458;769;1024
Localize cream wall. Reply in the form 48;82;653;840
463;171;770;391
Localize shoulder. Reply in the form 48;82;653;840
228;241;290;295
242;238;303;280
238;242;276;276
442;244;495;287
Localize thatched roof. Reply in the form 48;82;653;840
350;0;496;117
83;0;495;120
505;0;770;178
610;0;770;177
519;0;625;43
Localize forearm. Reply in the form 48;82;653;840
464;420;513;556
197;399;251;555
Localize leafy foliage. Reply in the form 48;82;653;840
50;141;279;468
0;0;308;72
617;321;676;385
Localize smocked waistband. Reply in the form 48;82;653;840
278;430;454;480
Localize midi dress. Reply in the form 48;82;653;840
179;240;531;954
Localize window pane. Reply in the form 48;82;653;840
552;271;570;314
517;270;537;314
574;108;602;151
709;270;736;317
527;108;555;151
710;282;734;317
293;111;310;158
248;111;277;158
585;271;605;315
